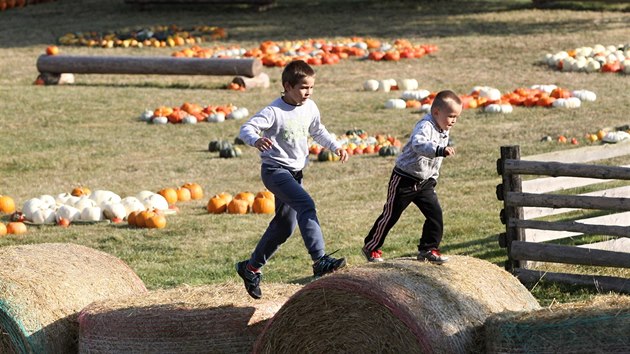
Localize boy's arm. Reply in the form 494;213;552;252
410;123;448;157
239;107;274;147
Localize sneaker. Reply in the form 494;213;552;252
236;261;262;299
362;247;384;262
313;251;347;277
417;249;449;265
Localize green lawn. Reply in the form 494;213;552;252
1;0;629;305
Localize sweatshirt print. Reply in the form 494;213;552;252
239;97;341;171
395;113;449;181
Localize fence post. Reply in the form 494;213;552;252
498;146;525;271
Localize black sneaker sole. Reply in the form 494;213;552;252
236;261;262;299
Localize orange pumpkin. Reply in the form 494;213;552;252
146;214;167;229
252;197;275;214
207;195;228;214
127;211;139;227
0;223;6;236
255;190;275;201
158;188;179;205
234;191;255;209
176;187;192;202
218;192;233;205
0;195;16;214
136;210;156;228
182;183;204;200
71;186;91;197
6;221;27;235
46;45;59;56
227;198;249;214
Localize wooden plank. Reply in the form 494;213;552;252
510;241;630;268
507;192;630;211
499;146;525;271
521;165;630;194
524;211;630;242
37;55;263;78
522;141;630;163
504;159;630;180
524;185;630;219
514;268;630;294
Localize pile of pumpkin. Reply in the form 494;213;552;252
207;190;275;215
310;129;403;160
542;44;630;74
57;25;227;49
139;102;249;125
208;139;243;158
0;194;27;236
544;125;630;145
0;0;55;12
171;37;437;67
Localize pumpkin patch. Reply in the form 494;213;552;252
140;103;248;125
207;190;275;215
311;129;402;160
542;44;629;74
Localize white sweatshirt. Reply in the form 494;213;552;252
239;97;341;171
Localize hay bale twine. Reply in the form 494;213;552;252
78;281;302;353
255;256;540;353
484;294;630;353
0;242;147;354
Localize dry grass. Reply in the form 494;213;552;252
0;0;629;304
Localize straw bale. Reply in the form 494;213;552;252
0;243;147;354
255;256;540;354
484;294;630;353
78;281;302;353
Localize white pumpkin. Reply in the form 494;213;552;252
152;116;168;125
622;61;630;74
55;192;73;205
384;98;406;109
228;107;249;120
37;194;56;208
571;90;597;102
141;194;169;211
552;97;581;109
478;87;502;102
419;104;431;113
585;59;601;73
136;190;156;201
120;196;146;214
182;115;197;124
398;79;418;91
80;206;103;221
73;196;97;211
208;112;226;123
89;190;121;207
363;79;379;91
602;131;630;143
103;202;127;221
484;104;503;114
530;84;557;94
401;90;430;101
56;205;81;222
31;208;56;224
378;80;391;92
22;198;44;221
500;104;513;114
139;109;154;122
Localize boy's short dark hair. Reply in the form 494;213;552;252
282;60;315;88
432;90;462;111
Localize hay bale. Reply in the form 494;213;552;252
78;281;302;353
0;243;147;354
255;256;540;353
484;294;630;353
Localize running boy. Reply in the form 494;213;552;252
236;60;349;299
362;90;462;264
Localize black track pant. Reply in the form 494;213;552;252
363;169;443;252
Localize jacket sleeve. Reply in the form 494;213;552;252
409;122;440;157
239;106;275;146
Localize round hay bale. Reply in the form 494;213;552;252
484;294;630;353
78;281;302;353
255;256;540;353
0;242;147;354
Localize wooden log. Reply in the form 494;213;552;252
36;55;263;78
504;159;630;180
510;241;630;268
523;185;630;219
230;72;270;89
514;268;630;294
498;146;525;271
510;218;630;238
506;192;630;211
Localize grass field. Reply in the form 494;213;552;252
1;0;629;306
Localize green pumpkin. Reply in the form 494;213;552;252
209;140;232;152
317;149;335;162
219;146;242;158
378;145;399;157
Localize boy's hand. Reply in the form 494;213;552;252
444;146;456;157
335;148;349;163
254;137;273;151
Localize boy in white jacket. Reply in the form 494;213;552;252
362;90;462;264
236;60;349;299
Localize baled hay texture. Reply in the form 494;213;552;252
78;281;302;353
484;294;630;354
255;256;540;354
0;243;147;354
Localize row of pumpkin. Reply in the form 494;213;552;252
543;44;630;74
139;103;249;125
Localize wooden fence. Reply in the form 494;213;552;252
496;144;630;294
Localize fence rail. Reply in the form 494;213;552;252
496;144;630;294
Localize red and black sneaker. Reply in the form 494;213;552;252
362;247;384;263
417;249;449;265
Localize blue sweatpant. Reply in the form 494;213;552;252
248;164;326;269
